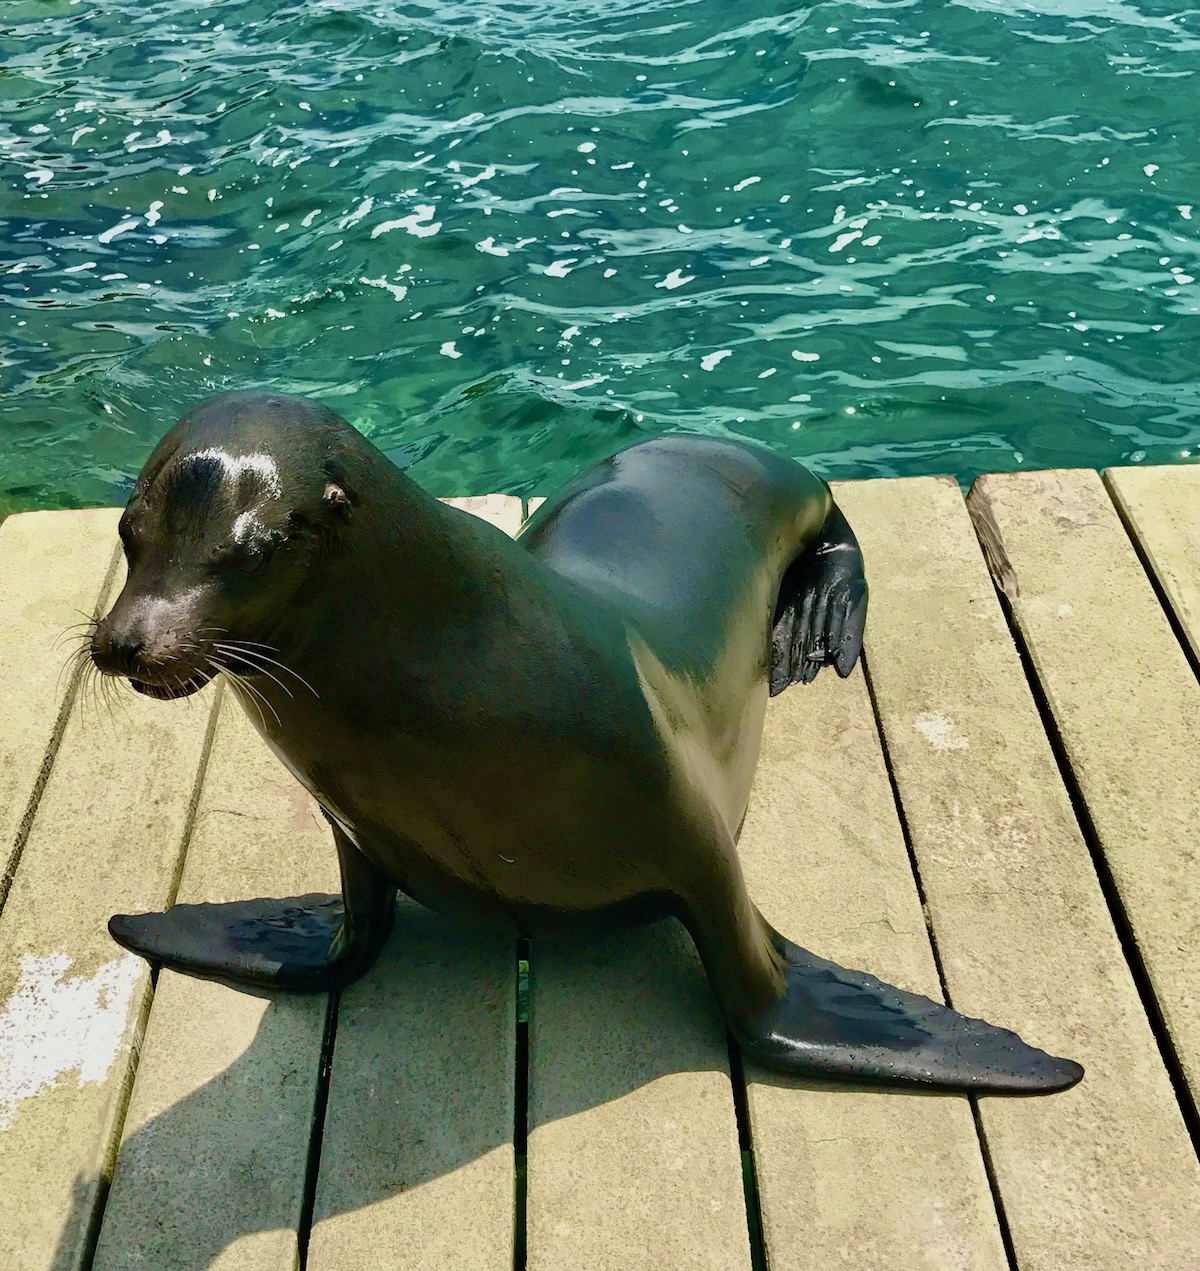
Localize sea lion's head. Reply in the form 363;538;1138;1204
91;391;354;700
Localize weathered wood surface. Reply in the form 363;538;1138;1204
0;532;218;1271
307;912;516;1271
740;672;1008;1271
527;924;750;1271
970;469;1200;1114
1104;464;1200;667
2;463;1198;1269
92;698;334;1271
0;510;120;903
836;475;1200;1270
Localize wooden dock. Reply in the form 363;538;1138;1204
1;468;1198;1271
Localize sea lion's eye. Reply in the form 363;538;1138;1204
217;541;275;578
233;543;273;577
235;551;270;582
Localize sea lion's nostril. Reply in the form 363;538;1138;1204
112;633;146;670
92;623;146;675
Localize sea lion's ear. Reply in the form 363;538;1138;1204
323;482;353;523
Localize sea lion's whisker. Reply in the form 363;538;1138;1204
236;680;277;729
58;640;86;699
212;657;279;727
54;621;97;651
113;674;134;727
197;629;283;650
72;655;92;725
96;671;122;730
212;641;318;699
86;661;102;724
212;645;295;700
212;643;308;700
213;660;262;721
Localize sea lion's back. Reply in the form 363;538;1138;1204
518;436;831;662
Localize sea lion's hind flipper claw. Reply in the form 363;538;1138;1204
109;895;372;992
739;937;1083;1095
770;504;868;694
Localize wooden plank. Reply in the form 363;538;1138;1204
0;541;218;1271
526;923;751;1271
741;671;1007;1271
306;911;515;1270
834;476;1200;1270
970;469;1200;1109
306;494;522;1270
447;494;524;537
0;508;121;902
91;697;335;1271
1103;464;1200;666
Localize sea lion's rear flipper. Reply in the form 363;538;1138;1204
109;822;396;992
771;504;868;695
737;931;1084;1094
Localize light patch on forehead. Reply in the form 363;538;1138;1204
232;510;264;544
189;447;282;497
186;447;282;544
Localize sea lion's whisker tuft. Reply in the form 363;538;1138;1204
212;642;313;700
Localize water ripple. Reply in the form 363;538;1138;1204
2;0;1196;511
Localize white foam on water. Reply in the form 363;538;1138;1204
371;205;441;238
655;269;694;290
360;275;408;301
97;218;140;244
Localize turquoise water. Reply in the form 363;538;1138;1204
3;0;1197;513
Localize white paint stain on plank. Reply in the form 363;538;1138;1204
914;712;969;752
0;953;141;1128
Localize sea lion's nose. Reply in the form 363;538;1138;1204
91;619;146;676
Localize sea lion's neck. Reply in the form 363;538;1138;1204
276;450;538;694
345;458;488;611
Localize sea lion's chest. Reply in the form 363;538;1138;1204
253;670;684;917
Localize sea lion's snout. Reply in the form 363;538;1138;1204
91;592;212;701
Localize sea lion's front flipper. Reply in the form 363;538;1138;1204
738;931;1083;1094
109;822;396;992
771;504;868;694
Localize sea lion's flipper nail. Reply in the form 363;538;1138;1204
798;656;822;685
833;578;867;678
108;895;361;992
741;938;1083;1095
771;502;868;690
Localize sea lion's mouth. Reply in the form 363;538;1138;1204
128;672;209;701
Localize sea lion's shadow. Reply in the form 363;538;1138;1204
56;906;892;1271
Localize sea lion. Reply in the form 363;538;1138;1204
91;391;1082;1094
